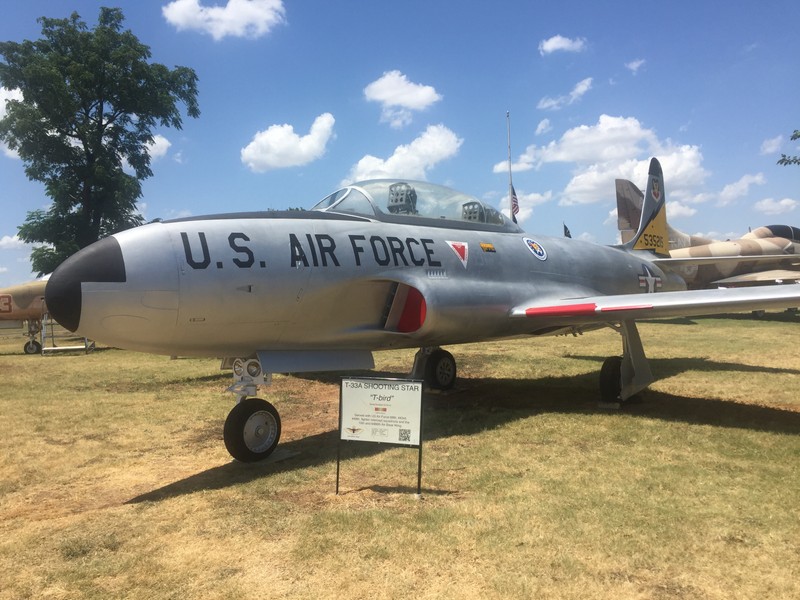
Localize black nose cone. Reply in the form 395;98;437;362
45;236;127;332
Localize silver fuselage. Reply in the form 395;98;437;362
60;211;683;357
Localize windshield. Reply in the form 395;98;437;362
311;179;509;227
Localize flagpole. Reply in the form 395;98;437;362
506;111;518;223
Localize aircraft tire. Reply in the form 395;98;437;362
425;349;456;390
23;340;42;355
599;356;623;403
224;398;281;462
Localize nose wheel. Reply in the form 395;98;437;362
23;339;42;355
223;398;281;462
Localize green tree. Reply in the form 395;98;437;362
0;7;199;274
777;130;800;166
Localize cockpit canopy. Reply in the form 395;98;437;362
312;179;520;232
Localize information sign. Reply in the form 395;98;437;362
340;378;422;446
337;377;424;496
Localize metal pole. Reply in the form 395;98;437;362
507;111;517;223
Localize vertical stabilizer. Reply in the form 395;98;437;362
624;158;670;257
615;179;644;244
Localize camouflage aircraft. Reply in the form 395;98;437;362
0;276;48;354
45;158;800;461
617;178;800;288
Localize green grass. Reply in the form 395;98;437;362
1;315;799;599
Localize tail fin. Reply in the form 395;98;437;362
615;179;644;244
624;158;670;257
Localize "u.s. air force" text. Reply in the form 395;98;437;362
180;232;442;270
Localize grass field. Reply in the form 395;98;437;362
1;316;799;599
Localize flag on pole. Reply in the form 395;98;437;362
506;112;518;224
510;184;519;224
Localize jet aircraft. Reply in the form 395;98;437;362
617;179;800;288
45;159;800;462
0;276;48;354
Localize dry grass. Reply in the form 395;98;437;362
1;315;799;599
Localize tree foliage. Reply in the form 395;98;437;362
0;7;199;274
777;129;800;166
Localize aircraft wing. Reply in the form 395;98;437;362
711;269;800;286
511;283;800;324
653;254;800;269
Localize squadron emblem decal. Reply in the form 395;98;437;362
651;178;661;201
523;237;547;261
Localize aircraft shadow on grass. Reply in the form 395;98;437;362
569;354;800;378
126;359;800;505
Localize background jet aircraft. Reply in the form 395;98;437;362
617;179;800;288
0;276;48;354
45;159;800;462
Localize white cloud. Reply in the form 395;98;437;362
0;235;26;250
760;135;783;155
501;189;552;223
0;87;21;118
625;59;646;75
667;201;697;219
559;146;707;207
718;173;766;206
493;115;708;208
147;135;172;161
162;0;285;41
537;77;593;111
345;124;462;182
364;71;442;129
1;87;23;158
535;119;551;135
754;197;797;215
538;35;586;56
496;115;657;171
241;113;335;172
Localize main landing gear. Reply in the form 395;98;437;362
598;320;654;405
413;347;457;390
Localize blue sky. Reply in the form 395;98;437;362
1;0;799;285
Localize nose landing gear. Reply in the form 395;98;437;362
222;357;282;462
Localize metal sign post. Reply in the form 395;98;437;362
336;377;424;496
